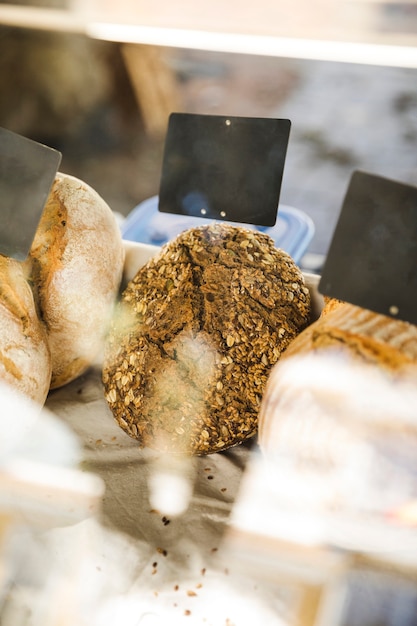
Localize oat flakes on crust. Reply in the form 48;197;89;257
103;224;311;455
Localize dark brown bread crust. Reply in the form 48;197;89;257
103;224;311;455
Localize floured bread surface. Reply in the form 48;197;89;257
29;172;125;389
0;255;51;404
281;300;417;375
103;224;311;455
258;350;417;521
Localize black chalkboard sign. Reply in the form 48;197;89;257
158;113;291;227
319;170;417;325
0;127;61;260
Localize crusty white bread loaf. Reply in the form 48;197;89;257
0;255;51;404
28;172;125;389
280;300;417;375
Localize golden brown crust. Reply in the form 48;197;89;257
0;254;51;404
320;296;344;317
0;259;31;328
29;192;67;304
282;301;417;375
103;224;311;455
29;172;125;389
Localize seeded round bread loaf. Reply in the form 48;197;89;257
103;224;311;455
28;172;125;389
0;255;51;405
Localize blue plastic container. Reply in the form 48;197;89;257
122;196;315;265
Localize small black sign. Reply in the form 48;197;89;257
319;170;417;325
0;127;62;260
158;113;291;227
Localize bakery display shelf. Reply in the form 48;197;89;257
1;1;417;67
2;241;416;625
0;240;322;625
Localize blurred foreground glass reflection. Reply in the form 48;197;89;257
225;352;417;626
3;349;417;625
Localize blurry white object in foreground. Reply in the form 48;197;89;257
0;381;104;527
0;381;105;615
148;453;196;517
258;353;417;529
223;353;417;626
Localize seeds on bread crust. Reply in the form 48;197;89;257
103;224;311;454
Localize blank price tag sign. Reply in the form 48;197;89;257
0;127;61;260
319;170;417;325
158;113;291;227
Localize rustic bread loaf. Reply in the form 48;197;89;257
258;350;417;517
28;172;125;389
103;224;311;455
0;255;51;405
281;300;417;375
258;302;417;491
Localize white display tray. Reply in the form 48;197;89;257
2;241;323;626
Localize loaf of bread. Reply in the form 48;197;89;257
28;172;125;389
103;224;311;455
258;349;417;519
258;291;417;457
0;255;51;405
281;300;417;375
258;295;417;522
258;298;417;466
